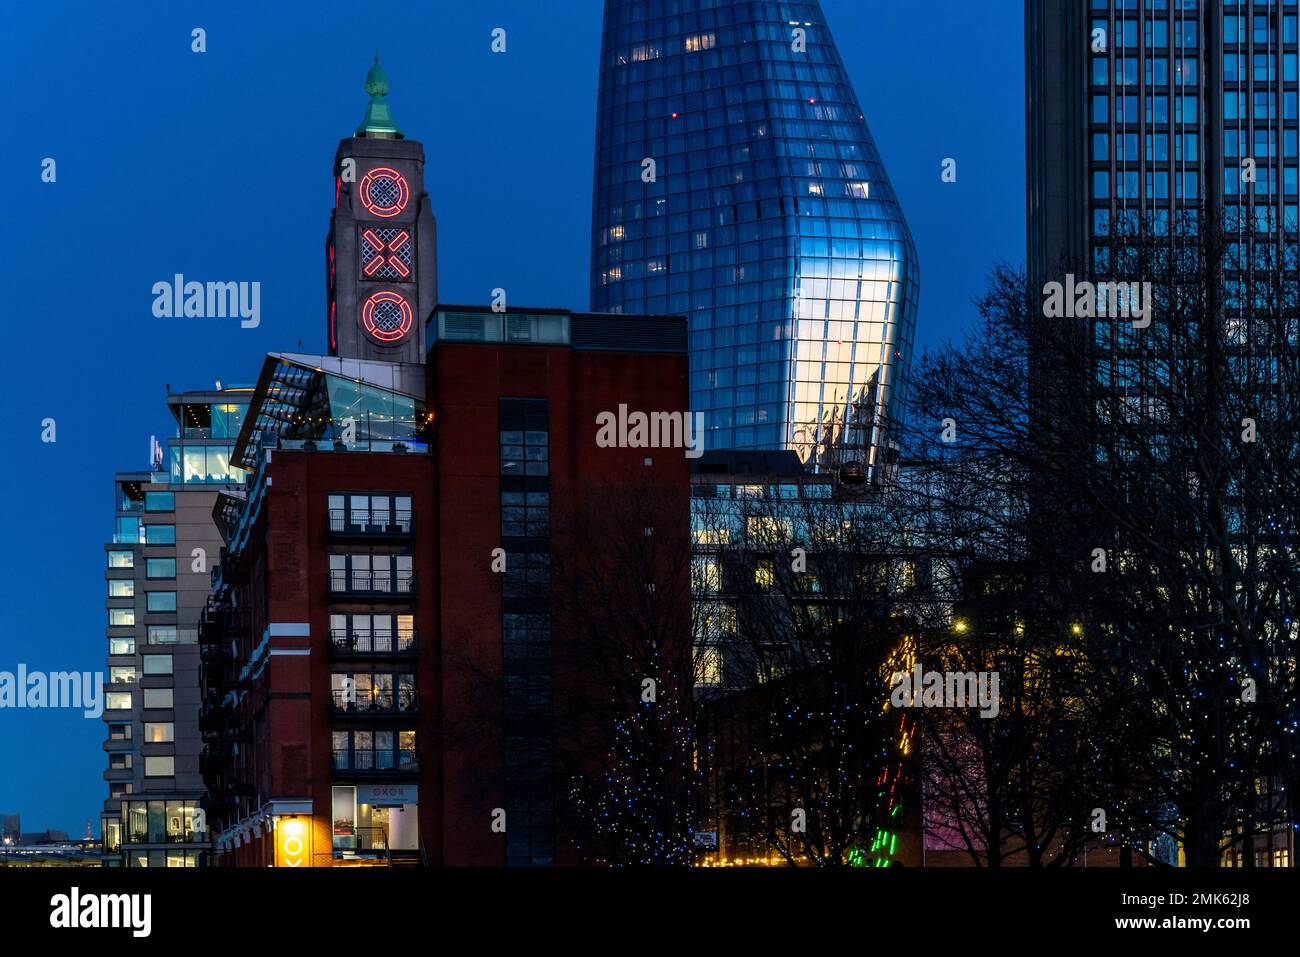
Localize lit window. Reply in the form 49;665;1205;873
695;645;722;686
694;556;721;593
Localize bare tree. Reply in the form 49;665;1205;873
897;222;1300;866
889;267;1104;866
548;472;698;866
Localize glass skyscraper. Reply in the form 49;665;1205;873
590;0;919;479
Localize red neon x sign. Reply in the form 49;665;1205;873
361;228;412;280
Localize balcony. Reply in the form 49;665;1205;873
199;751;229;777
330;629;416;656
199;603;251;646
331;751;420;775
226;770;255;797
200;641;231;666
330;688;418;715
327;509;414;540
201;723;251;754
198;700;235;732
124;830;206;846
328;571;416;600
201;754;255;798
214;547;251;586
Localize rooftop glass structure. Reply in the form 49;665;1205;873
164;389;252;486
233;354;430;470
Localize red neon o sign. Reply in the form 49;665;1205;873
359;167;410;218
361;291;413;343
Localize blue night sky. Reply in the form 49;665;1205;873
0;0;1023;834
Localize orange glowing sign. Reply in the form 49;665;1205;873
275;818;310;868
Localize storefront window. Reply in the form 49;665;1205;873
332;786;356;850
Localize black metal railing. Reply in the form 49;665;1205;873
327;509;414;536
331;750;420;772
330;688;418;714
127;826;208;845
329;629;416;654
198;702;234;732
328;571;416;596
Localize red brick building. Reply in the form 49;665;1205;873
200;309;689;867
197;63;691;866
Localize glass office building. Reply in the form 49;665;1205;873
1029;0;1300;289
590;0;919;479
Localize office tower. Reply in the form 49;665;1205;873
100;388;251;866
590;0;919;479
1027;0;1298;869
1028;0;1300;285
198;65;691;867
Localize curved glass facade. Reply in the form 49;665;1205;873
590;0;919;478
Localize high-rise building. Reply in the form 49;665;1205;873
1027;0;1300;287
100;388;251;866
590;0;919;479
198;64;691;867
1026;0;1298;869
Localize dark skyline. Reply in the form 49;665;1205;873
0;0;1024;833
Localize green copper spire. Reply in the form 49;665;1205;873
356;52;403;139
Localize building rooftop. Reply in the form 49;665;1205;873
692;450;809;478
430;305;687;354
